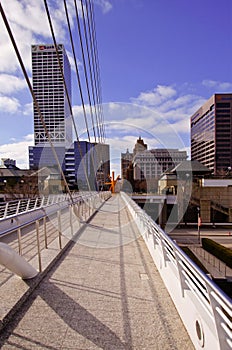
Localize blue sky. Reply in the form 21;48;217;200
0;0;232;174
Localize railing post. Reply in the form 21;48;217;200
40;196;45;207
206;286;229;350
81;200;84;217
70;205;73;236
34;197;39;209
43;217;48;249
17;227;22;256
25;199;30;212
36;220;42;272
3;202;9;219
57;210;62;249
16;200;21;215
85;200;87;220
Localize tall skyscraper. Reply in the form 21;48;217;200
191;93;232;174
31;44;72;146
29;44;110;190
29;44;72;171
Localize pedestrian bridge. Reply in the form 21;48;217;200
0;192;231;349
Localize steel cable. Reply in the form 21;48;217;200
43;0;92;191
0;2;77;204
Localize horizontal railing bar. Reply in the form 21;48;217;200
121;191;232;350
0;192;99;238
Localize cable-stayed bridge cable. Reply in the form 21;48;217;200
74;0;97;143
63;0;91;143
80;0;101;143
0;2;76;203
43;0;92;191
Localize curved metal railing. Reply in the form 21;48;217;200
0;192;101;221
0;194;69;220
121;192;232;350
0;191;111;275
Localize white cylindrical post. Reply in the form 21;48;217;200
0;242;38;279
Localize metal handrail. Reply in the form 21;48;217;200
0;191;111;274
0;193;78;220
0;191;107;221
121;192;232;350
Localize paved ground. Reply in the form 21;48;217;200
0;195;194;349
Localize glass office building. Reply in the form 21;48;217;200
191;94;232;174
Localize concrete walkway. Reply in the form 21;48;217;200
0;195;194;349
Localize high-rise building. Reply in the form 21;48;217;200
31;44;72;146
29;44;110;190
191;93;232;174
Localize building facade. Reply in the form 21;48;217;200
29;43;72;175
31;44;72;146
191;93;232;174
133;148;187;180
29;44;109;190
121;138;187;181
121;149;133;180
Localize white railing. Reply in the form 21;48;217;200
121;192;232;350
0;191;111;274
0;194;70;220
0;192;102;221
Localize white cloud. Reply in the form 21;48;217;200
132;85;177;106
0;0;90;75
0;74;27;94
202;80;232;92
94;0;113;13
0;0;52;73
0;134;33;168
1;1;49;37
73;88;199;157
0;95;20;113
23;102;33;116
61;81;208;165
0;0;112;73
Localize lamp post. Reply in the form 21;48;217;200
226;166;231;176
197;206;201;244
183;173;190;225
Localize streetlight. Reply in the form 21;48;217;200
197;206;201;244
226;166;231;176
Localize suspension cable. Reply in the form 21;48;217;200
74;0;97;143
63;0;91;142
89;0;106;142
84;0;102;141
80;0;101;143
0;2;76;204
43;0;92;191
1;0;106;194
63;0;100;179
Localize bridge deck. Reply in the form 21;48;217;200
0;195;194;349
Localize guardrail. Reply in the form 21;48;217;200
0;192;98;220
0;194;73;220
121;192;232;350
0;191;111;275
